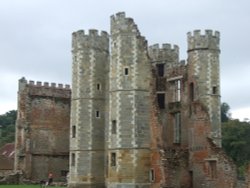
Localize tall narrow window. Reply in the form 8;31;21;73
124;68;129;75
97;83;101;91
96;111;100;118
209;160;217;179
173;112;181;144
212;86;217;94
72;125;76;138
111;153;116;166
156;64;164;77
157;93;165;109
175;80;181;102
71;153;75;166
112;120;117;134
149;169;155;182
190;83;194;101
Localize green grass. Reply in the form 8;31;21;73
0;185;63;188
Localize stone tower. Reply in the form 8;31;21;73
187;30;221;146
107;12;151;187
70;30;109;188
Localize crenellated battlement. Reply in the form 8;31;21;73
27;80;70;90
148;43;179;63
19;77;70;90
111;12;141;36
187;30;220;51
72;29;109;52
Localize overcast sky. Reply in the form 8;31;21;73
0;0;249;120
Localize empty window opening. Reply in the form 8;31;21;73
96;111;100;118
156;64;164;77
71;153;75;166
209;161;217;179
124;68;129;75
175;80;181;102
157;93;165;109
97;83;101;90
149;169;155;182
212;86;217;94
72;125;76;138
173;112;181;144
190;83;194;101
111;153;116;166
112;120;117;134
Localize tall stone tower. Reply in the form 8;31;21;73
70;30;109;188
187;30;221;146
107;12;151;187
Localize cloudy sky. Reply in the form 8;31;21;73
0;0;249;120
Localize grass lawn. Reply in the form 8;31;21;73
0;185;63;188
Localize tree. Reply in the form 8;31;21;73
222;119;250;177
221;102;230;122
0;110;17;147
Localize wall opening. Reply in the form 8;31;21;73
173;112;181;144
97;83;101;91
156;64;164;77
209;160;217;179
72;125;76;138
190;83;194;101
157;93;165;109
111;152;116;166
112;120;117;134
96;111;100;118
124;68;129;75
149;169;155;182
175;80;181;101
71;153;75;166
212;86;217;94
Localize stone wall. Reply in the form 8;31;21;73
15;77;71;181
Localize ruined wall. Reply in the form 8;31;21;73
107;12;151;188
15;77;71;181
70;29;109;188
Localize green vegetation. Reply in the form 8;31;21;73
221;102;250;177
0;110;17;147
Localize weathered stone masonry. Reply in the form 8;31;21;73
15;12;243;188
15;77;71;181
68;12;238;188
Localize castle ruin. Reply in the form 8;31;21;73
15;12;239;188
